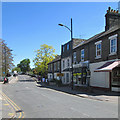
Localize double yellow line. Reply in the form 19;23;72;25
0;90;24;118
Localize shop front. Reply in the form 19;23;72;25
94;60;120;92
73;61;90;87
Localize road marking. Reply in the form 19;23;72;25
4;104;9;106
0;90;24;118
8;113;14;116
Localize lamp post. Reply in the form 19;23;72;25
58;18;74;89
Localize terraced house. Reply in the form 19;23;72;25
48;7;120;92
48;55;61;81
61;39;85;84
72;7;120;92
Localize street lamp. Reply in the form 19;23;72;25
58;18;74;89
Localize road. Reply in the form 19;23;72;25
2;75;118;118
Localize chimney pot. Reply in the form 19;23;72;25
114;10;116;13
116;10;119;13
108;7;111;11
111;9;113;12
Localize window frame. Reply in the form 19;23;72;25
81;49;85;61
95;40;102;59
73;52;76;63
67;43;69;50
109;34;117;56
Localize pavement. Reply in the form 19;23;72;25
0;92;15;119
36;82;119;103
0;76;19;119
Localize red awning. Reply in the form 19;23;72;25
94;60;120;72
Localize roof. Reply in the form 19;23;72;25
73;38;86;48
73;25;120;49
48;55;61;64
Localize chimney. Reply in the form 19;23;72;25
105;7;120;31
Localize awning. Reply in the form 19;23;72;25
94;60;120;72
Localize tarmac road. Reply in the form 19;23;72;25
1;75;118;118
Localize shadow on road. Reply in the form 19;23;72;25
18;79;35;82
37;83;119;97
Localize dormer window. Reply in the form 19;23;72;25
67;43;69;50
63;46;65;52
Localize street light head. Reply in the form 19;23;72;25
58;24;64;26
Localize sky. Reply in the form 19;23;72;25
2;2;119;68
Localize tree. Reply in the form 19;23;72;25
17;59;30;73
0;39;14;76
33;44;57;78
12;67;21;73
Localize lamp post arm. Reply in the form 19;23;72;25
63;25;71;32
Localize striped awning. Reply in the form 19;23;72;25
94;60;120;72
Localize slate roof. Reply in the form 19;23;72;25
48;55;61;64
73;25;120;49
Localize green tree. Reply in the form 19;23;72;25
0;39;14;76
33;44;57;78
12;67;21;73
17;59;30;73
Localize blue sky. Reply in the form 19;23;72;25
2;2;118;68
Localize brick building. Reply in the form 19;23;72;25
48;7;120;91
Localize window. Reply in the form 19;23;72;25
54;63;56;71
109;34;117;55
95;41;102;58
48;65;50;71
51;64;52;71
73;52;76;63
67;59;69;67
66;73;69;83
81;49;84;61
67;43;69;50
63;60;65;69
63;46;65;52
58;61;60;70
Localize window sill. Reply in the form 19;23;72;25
109;53;117;56
95;56;101;59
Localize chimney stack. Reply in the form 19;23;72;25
105;7;120;31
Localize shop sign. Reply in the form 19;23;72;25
57;73;64;76
73;73;82;76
